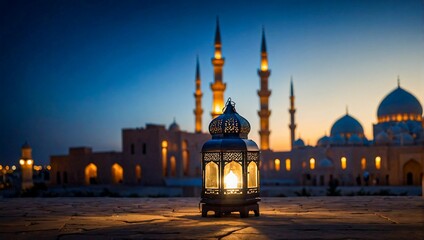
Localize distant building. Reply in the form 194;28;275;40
19;142;34;189
50;20;424;187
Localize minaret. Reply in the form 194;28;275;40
19;142;34;189
257;28;271;150
289;78;296;149
210;17;226;119
194;57;203;133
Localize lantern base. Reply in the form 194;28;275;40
201;202;259;218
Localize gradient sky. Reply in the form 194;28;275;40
1;0;423;166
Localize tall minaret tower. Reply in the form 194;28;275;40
289;78;296;149
210;18;226;119
194;57;203;133
257;28;271;150
19;142;34;189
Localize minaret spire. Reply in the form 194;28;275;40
194;56;203;133
397;75;400;87
210;17;226;119
257;27;271;150
289;77;296;149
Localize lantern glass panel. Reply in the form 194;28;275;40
223;161;243;189
205;162;219;188
247;161;258;188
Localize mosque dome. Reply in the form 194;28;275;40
169;119;181;131
375;131;390;145
348;134;363;145
319;158;334;168
293;138;305;148
330;134;345;145
398;133;414;145
388;125;401;135
330;114;364;137
317;135;330;147
208;98;251;139
377;85;423;122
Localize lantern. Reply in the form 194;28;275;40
201;98;260;218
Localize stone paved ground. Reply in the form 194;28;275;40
0;197;423;240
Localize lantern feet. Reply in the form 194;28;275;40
201;203;259;218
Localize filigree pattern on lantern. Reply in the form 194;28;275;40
224;118;239;133
239;117;251;134
209;119;223;134
224;189;243;195
204;153;220;162
223;152;243;161
247;152;259;161
247;189;258;194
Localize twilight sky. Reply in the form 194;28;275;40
1;0;423;166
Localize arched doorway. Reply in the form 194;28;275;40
182;140;189;176
170;156;176;177
403;160;422;185
135;164;142;183
111;163;123;184
85;163;97;185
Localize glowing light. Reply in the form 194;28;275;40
5;166;9;170
310;158;315;170
375;156;381;170
260;62;268;71
161;141;168;148
224;170;238;189
274;159;280;171
46;165;51;170
214;52;222;59
0;165;2;170
214;105;222;114
19;160;25;165
285;159;291;171
11;165;16;171
361;158;366;170
341;157;347;170
27;159;33;165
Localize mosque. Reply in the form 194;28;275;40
50;20;424;187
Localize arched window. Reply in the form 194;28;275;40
375;156;381;170
161;141;168;176
274;159;281;171
205;162;218;188
341;157;347;170
223;161;243;189
309;158;315;170
170;156;176;177
285;159;291;171
111;163;123;184
135;164;142;183
247;162;258;188
182;140;189;176
361;157;366;170
85;163;97;185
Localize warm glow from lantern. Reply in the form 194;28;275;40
224;170;238;189
19;159;25;165
274;159;280;171
375;156;381;170
341;157;347;170
285;159;291;171
27;159;33;165
310;158;315;170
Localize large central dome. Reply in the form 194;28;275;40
330;114;364;138
377;85;422;123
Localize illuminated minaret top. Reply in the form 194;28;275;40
210;17;226;119
257;28;271;150
194;56;203;133
289;77;296;149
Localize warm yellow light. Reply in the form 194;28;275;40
341;157;347;170
310;158;316;170
19;160;25;165
0;165;2;170
27;159;33;165
214;52;221;59
274;159;280;171
361;158;366;170
46;165;51;170
260;63;268;71
161;141;168;148
302;161;306;169
214;105;222;114
285;159;291;171
5;166;9;170
11;165;16;171
375;156;381;170
224;170;238;189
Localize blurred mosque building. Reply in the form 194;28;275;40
50;20;424;187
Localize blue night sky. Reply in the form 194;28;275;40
1;0;423;166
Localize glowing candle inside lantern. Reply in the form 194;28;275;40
224;170;238;188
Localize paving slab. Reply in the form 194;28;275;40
0;197;423;239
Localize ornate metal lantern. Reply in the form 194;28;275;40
201;98;260;218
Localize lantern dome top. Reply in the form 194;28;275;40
208;98;251;139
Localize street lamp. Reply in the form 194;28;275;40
201;98;260;218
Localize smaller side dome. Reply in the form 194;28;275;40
388;125;401;135
293;138;305;148
375;131;390;145
330;114;364;138
319;158;334;168
330;134;345;145
317;135;330;147
398;133;414;145
348;134;363;145
169;119;181;131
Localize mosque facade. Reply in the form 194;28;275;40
50;20;424;187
